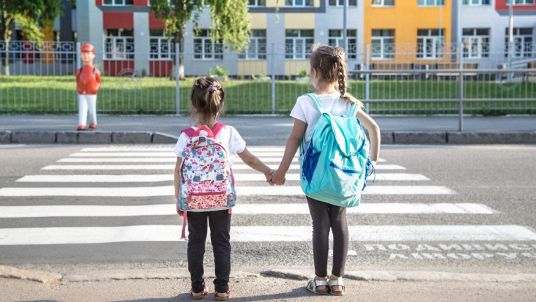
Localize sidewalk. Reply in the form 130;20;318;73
1;115;536;144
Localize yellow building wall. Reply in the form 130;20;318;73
285;13;315;29
237;61;268;77
285;61;310;76
249;13;267;29
364;2;452;63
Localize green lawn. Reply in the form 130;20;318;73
1;75;535;115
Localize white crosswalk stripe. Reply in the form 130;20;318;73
1;145;534;250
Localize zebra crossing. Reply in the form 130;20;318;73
1;145;536;251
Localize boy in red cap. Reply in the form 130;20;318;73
76;42;102;130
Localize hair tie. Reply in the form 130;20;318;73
207;85;217;93
333;54;342;60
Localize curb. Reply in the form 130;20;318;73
1;130;536;144
0;265;62;284
1;130;178;144
261;269;536;283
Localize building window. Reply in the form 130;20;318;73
417;0;445;6
285;0;313;6
371;0;395;6
329;0;358;6
506;0;535;4
462;28;489;58
150;30;174;60
328;29;357;59
462;0;490;5
238;30;267;60
103;0;133;6
193;29;224;60
504;28;533;58
371;29;395;59
248;0;266;6
285;29;314;59
417;29;444;59
104;29;134;60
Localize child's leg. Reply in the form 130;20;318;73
306;197;331;278
187;212;209;293
208;210;231;294
77;94;88;127
87;95;97;126
329;205;349;277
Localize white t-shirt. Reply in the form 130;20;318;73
290;92;355;146
173;125;246;165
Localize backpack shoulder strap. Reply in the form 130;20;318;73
211;122;225;137
306;93;325;114
181;127;197;138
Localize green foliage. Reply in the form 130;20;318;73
211;65;227;77
297;69;308;78
150;0;250;52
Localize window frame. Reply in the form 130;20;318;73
285;29;314;60
462;28;490;59
328;29;358;59
238;30;267;60
193;29;224;60
248;0;266;7
417;0;445;7
416;28;445;60
371;29;395;60
102;0;133;6
504;27;534;58
462;0;490;5
328;0;358;6
284;0;314;7
104;29;134;60
149;31;175;60
371;0;395;6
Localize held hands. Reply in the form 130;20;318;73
269;169;286;186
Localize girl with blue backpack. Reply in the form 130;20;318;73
271;45;381;296
173;77;274;300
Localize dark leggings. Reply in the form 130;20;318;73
307;196;349;277
187;210;231;293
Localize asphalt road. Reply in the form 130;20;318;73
0;144;535;278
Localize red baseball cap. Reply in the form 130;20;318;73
81;43;95;53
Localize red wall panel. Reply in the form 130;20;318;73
103;12;134;29
496;0;536;11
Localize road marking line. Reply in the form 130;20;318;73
41;164;402;171
0;225;533;245
57;157;299;163
0;186;454;197
0;203;495;218
17;173;426;183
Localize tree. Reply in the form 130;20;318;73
0;0;62;75
150;0;250;79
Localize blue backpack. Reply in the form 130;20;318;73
300;93;373;208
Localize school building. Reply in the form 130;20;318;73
18;0;536;76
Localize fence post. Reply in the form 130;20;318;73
271;43;276;115
175;43;180;115
365;44;370;113
457;43;464;132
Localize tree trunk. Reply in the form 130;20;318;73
42;24;55;65
2;38;10;76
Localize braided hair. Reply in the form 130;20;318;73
310;44;363;109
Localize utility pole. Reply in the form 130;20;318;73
343;0;348;54
507;0;514;81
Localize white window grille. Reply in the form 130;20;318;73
417;0;445;6
285;0;313;7
462;28;489;59
104;29;134;60
149;30;174;60
417;29;445;59
285;29;314;59
371;0;394;6
328;29;357;59
248;0;266;6
239;30;267;60
504;28;533;58
103;0;133;6
193;29;223;60
462;0;490;5
371;29;395;59
328;0;358;6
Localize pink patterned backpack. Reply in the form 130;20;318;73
177;123;236;237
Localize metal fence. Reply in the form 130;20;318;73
1;41;535;127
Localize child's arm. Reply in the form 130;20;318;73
272;119;307;185
357;110;381;163
173;157;182;200
238;148;273;181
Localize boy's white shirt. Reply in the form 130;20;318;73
290;92;356;147
174;125;246;166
